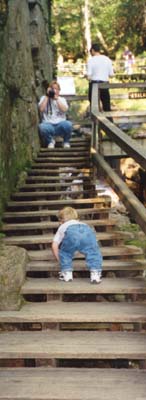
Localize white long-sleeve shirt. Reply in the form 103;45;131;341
87;54;114;81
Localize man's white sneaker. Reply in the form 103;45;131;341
90;270;102;284
63;142;70;149
59;271;73;282
48;140;55;149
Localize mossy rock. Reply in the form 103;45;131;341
0;245;27;310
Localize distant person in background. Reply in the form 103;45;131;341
86;43;114;112
123;46;135;74
38;80;72;149
123;46;130;60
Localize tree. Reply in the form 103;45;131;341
115;0;146;53
52;0;146;61
82;0;91;57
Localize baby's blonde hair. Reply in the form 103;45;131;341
58;207;78;222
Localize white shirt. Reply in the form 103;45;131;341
53;220;85;246
39;95;68;124
87;54;114;81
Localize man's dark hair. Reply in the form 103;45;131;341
90;43;100;52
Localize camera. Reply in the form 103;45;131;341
48;89;55;99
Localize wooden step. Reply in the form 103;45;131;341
21;277;146;296
3;207;111;220
33;156;89;163
41;135;90;141
19;181;94;190
31;161;90;168
7;197;111;209
40;137;90;145
26;174;93;182
6;199;111;211
11;189;98;199
37;150;89;158
2;218;117;232
0;301;146;324
0;368;146;400
40;144;90;152
27;246;143;260
28;165;91;177
26;259;146;272
28;168;91;176
0;331;146;359
39;140;90;148
2;231;131;246
32;160;90;168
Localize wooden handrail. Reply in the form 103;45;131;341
91;82;146;170
97;115;146;170
92;152;146;235
90;82;146;233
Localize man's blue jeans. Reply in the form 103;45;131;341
59;224;102;272
39;120;72;146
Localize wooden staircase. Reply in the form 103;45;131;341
0;135;146;400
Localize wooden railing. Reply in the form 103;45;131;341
90;82;146;234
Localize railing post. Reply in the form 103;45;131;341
91;83;100;151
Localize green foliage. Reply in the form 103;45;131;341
52;0;86;60
119;223;146;256
52;0;146;61
0;0;8;28
120;223;140;233
114;0;146;53
0;232;5;239
74;76;88;95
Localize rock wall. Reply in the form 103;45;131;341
0;0;53;221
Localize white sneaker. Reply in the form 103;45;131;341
90;270;102;284
63;142;70;149
59;271;73;282
48;140;55;149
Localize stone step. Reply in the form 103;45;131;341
2;231;131;246
26;259;146;272
2;218;117;232
7;196;111;209
0;368;146;400
21;277;146;296
28;245;143;261
0;331;146;360
0;301;146;324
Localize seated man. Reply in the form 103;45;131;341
38;80;72;148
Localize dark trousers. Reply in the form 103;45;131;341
88;80;111;112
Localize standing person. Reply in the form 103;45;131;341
52;207;102;283
86;43;114;112
38;80;72;149
123;48;135;75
